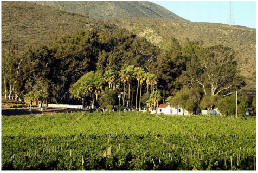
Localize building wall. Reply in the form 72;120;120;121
157;106;188;115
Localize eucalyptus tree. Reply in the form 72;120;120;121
180;43;245;96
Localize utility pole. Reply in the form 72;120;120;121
236;90;238;117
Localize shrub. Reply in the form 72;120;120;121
217;95;235;116
99;88;116;111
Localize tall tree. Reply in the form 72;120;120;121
180;43;245;96
70;71;104;107
119;66;127;107
134;67;145;109
104;69;116;89
124;65;135;107
146;90;162;110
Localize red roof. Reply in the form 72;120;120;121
158;104;168;108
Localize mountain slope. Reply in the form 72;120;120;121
105;18;256;88
2;1;108;53
2;1;256;89
34;1;187;21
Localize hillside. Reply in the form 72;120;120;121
2;1;109;54
34;1;187;21
106;18;256;89
2;1;256;89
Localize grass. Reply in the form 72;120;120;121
1;112;256;170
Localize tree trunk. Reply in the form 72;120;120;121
3;78;7;100
211;84;216;96
123;82;126;107
136;81;139;110
8;84;12;100
128;83;131;108
82;98;85;107
12;85;15;100
139;84;142;110
92;99;95;109
96;93;99;101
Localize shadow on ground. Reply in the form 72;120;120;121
2;108;83;116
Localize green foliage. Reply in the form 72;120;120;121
146;90;161;110
217;93;250;117
70;70;105;106
2;112;256;170
217;95;236;116
179;42;245;96
252;96;256;111
99;88;116;111
2;1;255;91
24;91;35;104
141;92;150;108
34;90;48;103
200;95;220;110
11;27;158;103
167;87;201;113
237;94;249;116
155;37;185;96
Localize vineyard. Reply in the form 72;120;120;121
2;112;256;170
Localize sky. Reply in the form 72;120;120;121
153;1;256;28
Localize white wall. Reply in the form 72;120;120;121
47;104;83;109
157;105;188;115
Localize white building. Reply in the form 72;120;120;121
156;104;189;115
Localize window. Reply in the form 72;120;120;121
178;109;181;113
159;109;162;112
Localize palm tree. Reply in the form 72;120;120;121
139;71;146;110
113;79;120;91
94;71;105;101
144;72;151;94
104;69;116;89
24;91;35;111
147;90;161;110
119;66;127;106
134;67;145;110
125;65;135;107
149;73;158;92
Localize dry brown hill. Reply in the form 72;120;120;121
2;1;256;89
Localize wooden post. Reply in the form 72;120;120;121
236;90;237;118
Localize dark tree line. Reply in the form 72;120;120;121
3;26;251;115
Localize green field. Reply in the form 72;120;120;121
1;112;256;170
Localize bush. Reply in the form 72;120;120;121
237;94;249;116
217;95;235;116
200;95;220;110
252;96;256;113
99;88;116;111
167;87;201;113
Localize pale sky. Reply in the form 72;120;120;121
153;1;256;28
